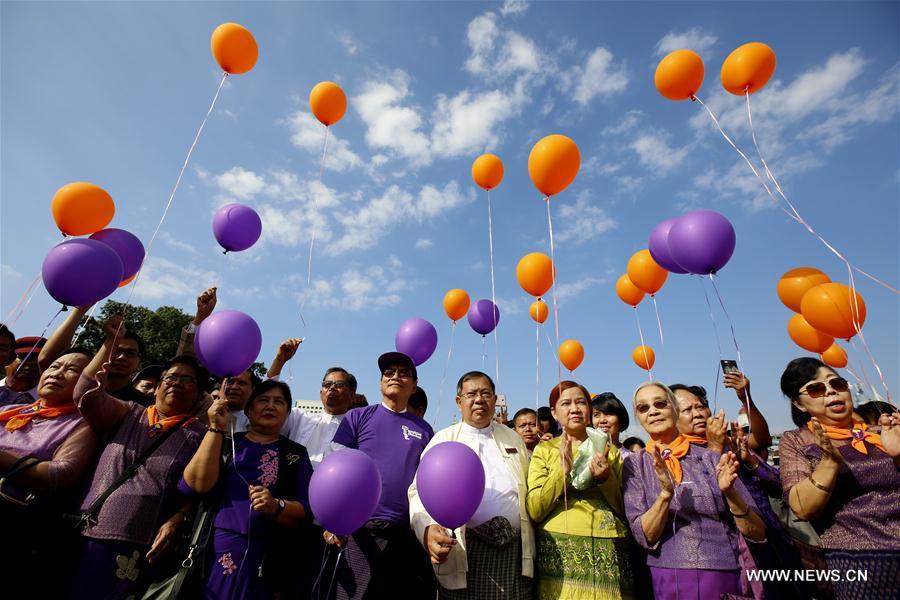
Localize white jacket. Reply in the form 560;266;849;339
408;422;535;590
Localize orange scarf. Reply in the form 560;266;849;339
0;400;78;432
146;406;196;436
645;434;692;484
682;434;708;446
807;420;885;455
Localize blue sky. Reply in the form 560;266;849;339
2;1;898;437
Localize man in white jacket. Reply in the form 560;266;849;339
409;371;535;599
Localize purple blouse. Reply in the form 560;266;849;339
623;444;760;570
779;426;900;551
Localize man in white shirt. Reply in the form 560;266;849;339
282;366;355;468
409;371;534;599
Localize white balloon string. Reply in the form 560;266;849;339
71;304;99;346
851;329;891;404
543;319;560;362
843;362;870;405
634;307;653;381
11;307;64;378
651;295;665;348
535;318;540;410
848;339;881;403
743;91;899;296
486;190;501;392
435;320;456;429
481;335;487;371
708;274;752;429
1;272;43;329
696;275;724;413
545;197;562;386
297;125;331;334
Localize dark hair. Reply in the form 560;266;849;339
58;346;93;360
536;406;559;434
513;408;537;424
548;380;591;409
591;392;630;431
456;371;495;396
669;384;708;407
0;325;15;352
119;331;146;358
408;386;428;412
163;355;209;391
324;367;357;393
246;379;293;413
780;357;834;427
855;401;895;426
622;436;646;450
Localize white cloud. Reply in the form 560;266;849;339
464;13;542;79
554;192;618;244
630;132;689;174
131;257;217;303
337;31;359;56
566;47;629;106
284;111;364;172
465;13;499;76
556;276;607;303
602;110;643;135
159;231;199;255
500;0;529;16
211;166;266;200
431;84;526;157
355;70;432;166
414;239;433;249
302;256;412;311
655;28;718;57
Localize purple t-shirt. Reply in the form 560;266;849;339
332;404;433;527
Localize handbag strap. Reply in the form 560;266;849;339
78;413;195;527
1;455;43;479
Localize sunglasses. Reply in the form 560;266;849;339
382;368;413;379
321;381;349;390
636;399;671;414
800;377;849;399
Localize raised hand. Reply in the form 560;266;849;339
560;431;574;475
707;409;728;453
733;424;757;469
276;338;303;363
810;418;844;465
716;451;740;493
193;287;217;326
103;312;125;340
879;412;900;458
651;445;674;499
723;372;749;400
207;397;230;431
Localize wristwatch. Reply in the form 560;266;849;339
273;498;285;517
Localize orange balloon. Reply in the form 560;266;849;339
616;275;645;307
529;300;549;324
471;154;504;191
787;314;835;353
118;273;136;288
721;42;776;95
627;250;668;295
516;253;555;297
443;289;470;322
800;283;867;340
821;344;849;369
309;81;347;126
527;134;580;197
559;340;584;371
51;182;115;236
210;23;258;75
655;49;705;101
633;345;656;371
777;267;832;313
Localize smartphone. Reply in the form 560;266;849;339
721;360;740;375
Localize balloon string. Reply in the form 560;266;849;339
435;321;456;429
1;272;43;329
743;92;899;296
634;307;653;381
848;339;881;403
543;324;560;362
482;335;487;371
708;274;753;429
651;295;665;348
535;319;540;410
11;307;65;378
545;197;562;386
297;125;332;333
696;276;724;413
70;304;99;347
843;362;870;405
486;190;500;391
851;330;892;404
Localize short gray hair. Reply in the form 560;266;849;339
632;381;679;414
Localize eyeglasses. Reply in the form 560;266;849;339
799;377;849;399
322;381;349;390
114;348;140;359
636;399;671;414
461;390;494;401
163;375;197;386
382;368;413;379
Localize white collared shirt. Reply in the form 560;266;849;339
282;408;345;469
460;422;521;530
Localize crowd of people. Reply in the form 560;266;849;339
0;286;898;600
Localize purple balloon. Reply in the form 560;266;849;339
194;310;262;377
395;318;438;366
667;209;736;274
41;239;124;307
89;228;145;281
213;203;262;253
416;442;486;529
309;449;382;535
648;218;689;274
466;299;500;336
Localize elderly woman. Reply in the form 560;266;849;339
182;379;314;599
70;350;207;599
622;382;765;600
778;357;900;599
591;392;632;459
527;381;633;599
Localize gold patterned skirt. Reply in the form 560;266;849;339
536;530;634;600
